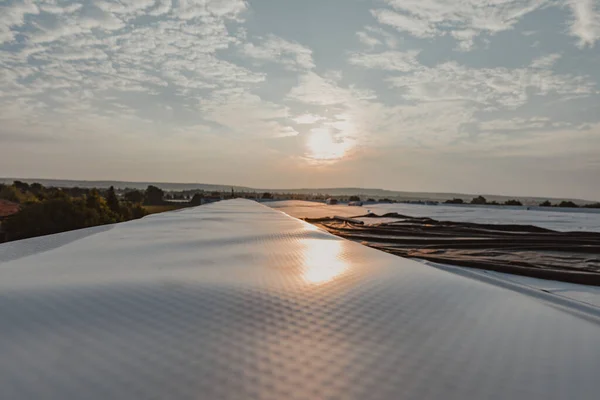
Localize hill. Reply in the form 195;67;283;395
1;178;596;205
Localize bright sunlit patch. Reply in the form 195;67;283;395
306;127;353;161
301;239;349;284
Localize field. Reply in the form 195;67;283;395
143;204;191;214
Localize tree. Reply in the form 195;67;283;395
85;189;118;221
66;187;90;198
0;185;21;203
349;195;361;202
539;200;552;207
130;203;147;219
367;198;375;202
2;184;147;243
86;189;103;210
445;198;464;204
504;199;522;206
105;186;120;214
261;192;273;199
124;190;144;203
13;180;30;192
30;183;43;194
557;201;578;208
119;204;132;220
583;203;600;209
471;196;487;205
4;196;118;241
190;193;203;206
144;185;164;205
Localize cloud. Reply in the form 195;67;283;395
0;0;40;44
40;3;83;15
567;0;600;48
458;123;600;160
287;72;362;106
348;50;420;72
371;101;476;147
240;34;315;71
200;90;297;138
371;8;435;39
285;71;476;154
170;0;247;20
478;117;552;131
0;0;282;149
530;53;562;69
356;26;401;49
386;60;594;109
371;0;549;49
95;0;155;15
293;114;325;124
356;31;382;47
148;0;173;16
364;26;401;48
450;29;478;51
346;47;596;155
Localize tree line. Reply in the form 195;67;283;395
0;182;166;242
444;195;600;208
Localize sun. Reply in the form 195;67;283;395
306;127;353;161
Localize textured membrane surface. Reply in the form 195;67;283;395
1;199;599;399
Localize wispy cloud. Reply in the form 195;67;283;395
0;0;286;143
531;53;562;69
240;34;315;71
287;72;375;106
371;8;435;39
567;0;600;48
0;0;39;44
371;0;549;49
293;114;325;124
200;90;297;138
385;60;594;109
478;117;552;131
349;50;420;72
356;30;382;48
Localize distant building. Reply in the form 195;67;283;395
203;195;223;204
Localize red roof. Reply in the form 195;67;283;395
0;199;20;218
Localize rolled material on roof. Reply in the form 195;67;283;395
1;199;599;399
305;213;600;285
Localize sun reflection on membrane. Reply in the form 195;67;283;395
301;239;349;284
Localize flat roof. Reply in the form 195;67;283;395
1;199;599;399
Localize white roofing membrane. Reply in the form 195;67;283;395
268;200;600;232
1;199;599;399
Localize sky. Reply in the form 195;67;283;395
1;0;600;200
